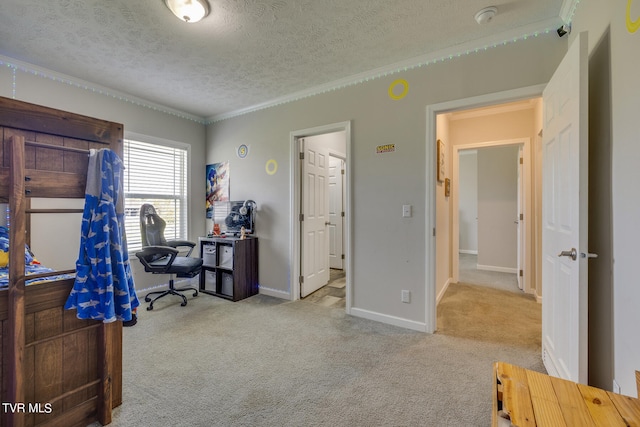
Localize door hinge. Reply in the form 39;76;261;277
341;254;345;260
341;168;345;175
520;213;523;221
299;275;304;284
299;213;304;221
299;152;304;160
432;228;436;237
341;211;345;217
520;157;523;164
519;269;523;277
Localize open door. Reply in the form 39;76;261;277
329;156;344;270
300;137;330;297
541;32;588;383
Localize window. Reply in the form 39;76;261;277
123;138;188;253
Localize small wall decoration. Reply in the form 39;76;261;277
206;161;230;219
437;139;446;182
265;159;278;175
237;144;249;159
445;178;451;197
388;79;409;100
376;144;396;154
627;0;640;33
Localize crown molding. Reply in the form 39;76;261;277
208;17;563;123
559;0;580;24
0;54;207;124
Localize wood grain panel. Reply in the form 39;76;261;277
0;96;122;145
34;307;63;341
548;376;597;426
62;329;92;409
34;134;64;172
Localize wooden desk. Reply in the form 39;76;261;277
493;362;640;426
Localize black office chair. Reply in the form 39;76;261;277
135;204;201;310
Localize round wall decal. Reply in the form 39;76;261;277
627;0;640;33
265;159;278;175
388;79;409;100
237;144;249;159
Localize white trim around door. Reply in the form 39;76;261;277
425;84;546;333
290;121;352;313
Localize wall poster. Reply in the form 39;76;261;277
206;161;229;219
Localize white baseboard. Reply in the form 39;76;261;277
459;249;478;255
350;307;428;332
436;278;451;304
258;285;291;299
476;264;518;274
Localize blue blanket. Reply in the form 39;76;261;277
64;149;139;323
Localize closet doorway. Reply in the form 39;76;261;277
289;121;352;312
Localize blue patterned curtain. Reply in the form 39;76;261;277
65;149;139;322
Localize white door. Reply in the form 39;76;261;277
542;32;588;383
517;146;524;290
329;156;344;269
301;137;330;297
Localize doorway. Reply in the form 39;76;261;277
289;121;352;313
425;85;546;333
434;108;541;347
452;140;529;293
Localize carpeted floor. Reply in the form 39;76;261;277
436;281;542;350
94;286;544;427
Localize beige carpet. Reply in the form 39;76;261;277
437;282;542;350
93;291;544;427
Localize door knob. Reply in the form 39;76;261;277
325;221;331;226
558;248;577;261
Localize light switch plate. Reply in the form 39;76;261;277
402;204;412;218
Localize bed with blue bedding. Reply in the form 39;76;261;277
0;226;75;289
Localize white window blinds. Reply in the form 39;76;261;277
123;139;188;252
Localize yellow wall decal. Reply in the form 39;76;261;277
388;79;409;100
627;0;640;33
265;159;278;175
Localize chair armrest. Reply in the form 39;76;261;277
135;246;178;273
166;240;196;256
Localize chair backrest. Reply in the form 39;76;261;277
140;204;168;247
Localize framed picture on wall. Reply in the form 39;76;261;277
437;139;445;182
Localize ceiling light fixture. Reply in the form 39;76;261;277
474;6;498;25
164;0;210;23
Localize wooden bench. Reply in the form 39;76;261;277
493;362;640;426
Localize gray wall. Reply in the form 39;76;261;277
207;33;566;328
477;146;519;271
458;151;478;254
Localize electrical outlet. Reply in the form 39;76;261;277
401;290;411;303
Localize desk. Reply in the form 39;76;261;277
493;362;640;426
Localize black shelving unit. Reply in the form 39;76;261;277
198;236;259;301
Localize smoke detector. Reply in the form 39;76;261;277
475;6;498;25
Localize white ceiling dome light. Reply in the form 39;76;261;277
474;6;498;25
164;0;210;23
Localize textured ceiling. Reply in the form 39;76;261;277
0;0;566;120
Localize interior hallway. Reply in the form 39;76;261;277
437;253;541;350
458;253;521;293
